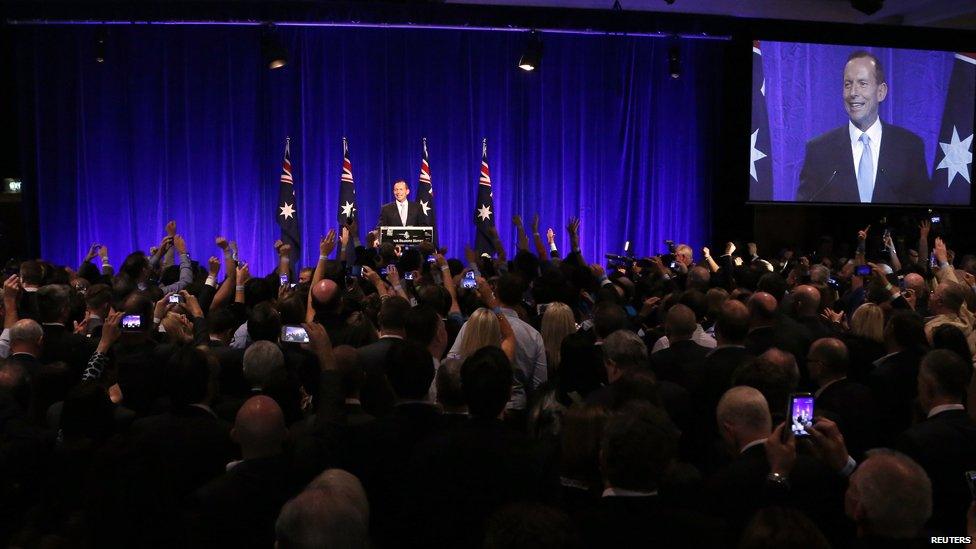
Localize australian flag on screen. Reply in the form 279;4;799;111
474;138;496;255
416;137;437;243
277;137;300;267
931;52;974;205
338;137;357;225
750;41;773;201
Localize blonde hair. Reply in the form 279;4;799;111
850;303;884;343
541;302;576;371
459;308;502;359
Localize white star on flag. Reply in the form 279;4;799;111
279;202;295;220
419;200;431;216
760;78;765;96
477;204;492;221
340;201;356;217
937;126;973;187
750;129;767;182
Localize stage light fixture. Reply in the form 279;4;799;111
95;26;107;64
851;0;883;15
668;45;681;79
261;24;288;70
518;31;543;72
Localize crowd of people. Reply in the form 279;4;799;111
1;215;975;548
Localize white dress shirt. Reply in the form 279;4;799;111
651;324;717;353
849;118;883;201
397;199;408;225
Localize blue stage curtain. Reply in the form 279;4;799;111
15;25;722;273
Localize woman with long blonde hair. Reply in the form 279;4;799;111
541;302;576;374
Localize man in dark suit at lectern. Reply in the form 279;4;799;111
796;51;930;204
377;179;424;228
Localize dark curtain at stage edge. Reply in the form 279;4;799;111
16;26;721;273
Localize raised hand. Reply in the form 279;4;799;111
465;246;479;266
918;218;931;238
512;215;524;228
236;263;251;284
546;228;555;245
3;275;22;301
807;417;851;472
883;232;894;251
279;243;292;257
702;246;711;259
764;422;797;477
340;226;350;248
274;239;284;252
165;220;177;237
97;310;125;352
362;265;382;287
857;224;870;242
567;217;581;235
215;236;229;250
320;230;337;257
386;264;401;286
590;263;606;279
173;235;187;255
207;257;221;277
724;241;736;256
302;321;334;370
821;309;845;326
934;237;948;264
98;245;109;260
531;214;540;234
84;243;100;262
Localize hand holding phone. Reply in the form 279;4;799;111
788;393;814;438
461;271;477;289
168;294;184;304
121;314;143;331
855;264;871;277
281;325;310;343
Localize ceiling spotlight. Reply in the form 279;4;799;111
851;0;883;15
261;24;288;70
95;26;107;64
518;31;543;72
668;45;681;79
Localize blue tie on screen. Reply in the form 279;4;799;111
858;133;874;203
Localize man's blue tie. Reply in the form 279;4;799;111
857;133;874;203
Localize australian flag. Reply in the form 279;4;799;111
932;52;974;205
337;137;357;225
474;138;496;255
749;41;773;201
416;138;436;244
277;137;300;267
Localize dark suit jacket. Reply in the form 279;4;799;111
575;494;725;549
377;200;424;228
816;378;878;460
186;454;300;549
707;444;849;544
867;347;925;445
39;323;95;379
649;340;711;394
896;408;976;536
797;122;930;204
357;336;401;416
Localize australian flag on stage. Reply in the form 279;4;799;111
337;137;357;225
277;137;300;267
932;52;974;205
474;138;496;255
750;41;773;201
416;138;436;242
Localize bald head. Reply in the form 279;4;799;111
233;395;287;458
665;304;697;342
808;337;849;382
311;279;339;307
792;285;821;317
903;273;926;295
9;319;43;356
688;266;711;290
748;292;777;325
847;449;931;538
717;386;771;449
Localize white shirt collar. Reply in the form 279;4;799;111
602;487;658;498
849;117;882;147
740;437;768;454
814;376;846;398
928;403;965;418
